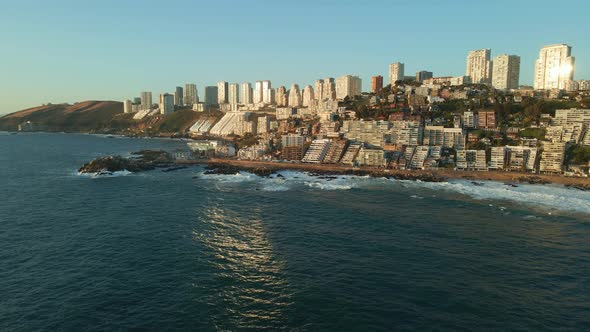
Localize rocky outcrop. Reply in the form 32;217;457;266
204;162;447;182
78;150;173;174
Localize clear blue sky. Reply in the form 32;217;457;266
1;0;589;114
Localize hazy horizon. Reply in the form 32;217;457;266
1;0;589;115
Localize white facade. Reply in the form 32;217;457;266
262;80;272;104
492;54;520;90
534;44;575;90
228;83;239;105
335;75;362;100
240;82;252;105
288;84;302;107
389;62;405;85
302;85;314;107
140;91;152;111
276;86;288;106
466;49;493;84
123;99;133;114
184;84;198;106
217;81;228;104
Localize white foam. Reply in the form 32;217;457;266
411;180;590;215
199;169;590;215
76;170;133;178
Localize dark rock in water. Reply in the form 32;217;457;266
203;164;241;175
565;184;590;191
276;173;285;178
162;166;188;172
516;176;549;185
79;150;173;174
204;163;276;177
471;181;484;186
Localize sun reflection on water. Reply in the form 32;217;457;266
193;199;293;329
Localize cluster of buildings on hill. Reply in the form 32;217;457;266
382;44;579;92
183;107;590;175
116;43;589;175
123;44;586;117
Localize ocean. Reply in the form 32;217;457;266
1;132;589;331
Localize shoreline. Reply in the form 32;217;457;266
199;158;590;189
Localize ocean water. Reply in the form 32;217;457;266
1;132;590;331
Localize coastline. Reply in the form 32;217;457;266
199;158;590;189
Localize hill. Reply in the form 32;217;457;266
0;101;123;132
0;101;205;136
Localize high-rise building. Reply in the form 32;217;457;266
288;84;302;107
302;85;314;107
217;81;229;104
174;86;183;106
140;91;152;111
492;54;520;90
123;99;133;114
184;84;198;106
335;75;362;100
262;80;272;104
371;75;383;92
314;79;324;101
253;81;263;104
240;82;252;104
323;78;336;100
416;71;433;82
466;49;493;84
389;62;405;85
534;44;575;90
276;86;288;106
159;93;174;115
204;86;218;106
228;83;239;105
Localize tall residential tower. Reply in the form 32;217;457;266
492;54;520;90
534;44;575;90
466;49;493;84
389;62;405;85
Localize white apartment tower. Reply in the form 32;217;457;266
534;44;575;90
275;86;288;106
314;79;324;101
389;62;405;85
262;80;274;104
140;91;152;111
466;49;493;84
336;75;362;100
228;83;239;105
492;54;521;90
253;81;263;104
184;84;198;106
123;99;133;114
323;78;336;100
288;84;302;107
240;82;252;105
302;85;314;106
217;81;229;104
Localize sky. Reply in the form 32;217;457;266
0;0;589;114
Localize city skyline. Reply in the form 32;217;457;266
1;0;589;114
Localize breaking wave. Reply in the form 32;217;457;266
198;169;590;215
